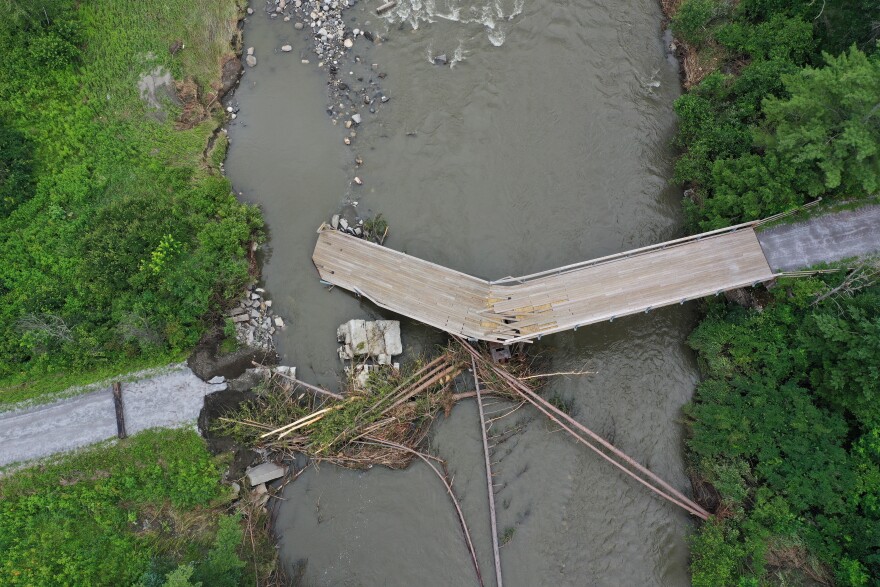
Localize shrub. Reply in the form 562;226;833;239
685;281;880;582
672;0;731;47
0;429;225;586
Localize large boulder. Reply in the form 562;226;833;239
336;319;402;364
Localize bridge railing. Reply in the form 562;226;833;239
490;198;823;286
490;220;760;285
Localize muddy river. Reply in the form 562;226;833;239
224;0;696;583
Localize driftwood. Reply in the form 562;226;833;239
455;337;711;520
253;361;344;400
473;359;503;587
357;436;484;587
376;0;397;13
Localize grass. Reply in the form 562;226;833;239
0;429;224;585
0;428;283;586
0;351;183;411
0;0;262;407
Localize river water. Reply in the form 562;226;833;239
224;0;696;583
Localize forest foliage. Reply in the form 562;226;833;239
671;0;880;230
670;1;880;584
0;0;262;405
686;280;880;585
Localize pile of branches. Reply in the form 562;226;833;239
218;350;465;467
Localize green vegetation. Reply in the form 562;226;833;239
0;0;263;406
685;278;880;585
500;526;516;546
0;428;278;586
669;1;880;584
671;0;879;230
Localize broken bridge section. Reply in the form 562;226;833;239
312;223;775;344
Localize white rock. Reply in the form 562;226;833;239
246;462;286;486
353;176;363;185
353;28;360;36
255;287;265;293
226;106;234;112
265;300;273;307
246;54;257;67
331;214;340;229
247;7;254;14
282;44;293;52
351;113;361;124
381;320;403;355
294;22;304;29
274;317;285;327
208;375;226;384
344;38;353;48
339;218;349;229
230;113;237;119
247;46;254;55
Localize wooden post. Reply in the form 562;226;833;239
112;382;127;439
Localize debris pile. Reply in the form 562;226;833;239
336;319;401;364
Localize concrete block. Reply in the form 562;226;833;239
378;320;402;356
246;462;286;486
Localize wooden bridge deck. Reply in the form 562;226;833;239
312;225;775;344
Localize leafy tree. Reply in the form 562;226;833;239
762;46;880;197
686;280;880;584
715;13;815;63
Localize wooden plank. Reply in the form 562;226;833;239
312;226;774;344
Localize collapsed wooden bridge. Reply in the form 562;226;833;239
312;221;777;343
